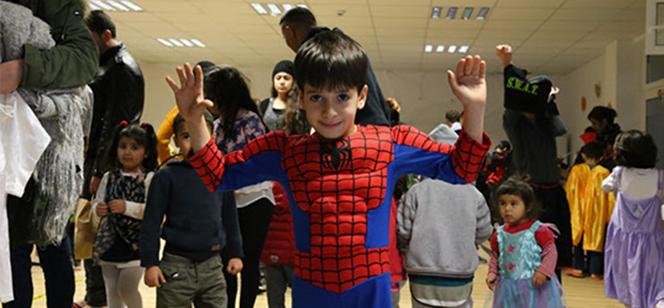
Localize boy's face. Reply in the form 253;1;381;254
299;84;367;140
174;122;194;159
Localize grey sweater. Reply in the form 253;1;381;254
397;178;492;278
1;2;93;244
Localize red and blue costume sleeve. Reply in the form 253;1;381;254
189;125;490;308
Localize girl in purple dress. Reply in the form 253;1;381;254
602;130;664;308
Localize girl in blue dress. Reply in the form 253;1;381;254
486;177;566;308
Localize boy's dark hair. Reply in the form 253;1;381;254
279;7;317;30
85;10;116;38
495;176;540;220
580;142;604;161
294;31;367;93
588;106;617;123
173;111;215;136
204;66;261;140
614;130;658;168
102;122;158;173
445;110;461;123
497;140;511;151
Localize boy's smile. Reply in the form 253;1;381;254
299;84;367;140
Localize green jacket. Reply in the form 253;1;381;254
16;0;99;89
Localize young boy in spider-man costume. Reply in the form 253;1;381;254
166;31;491;308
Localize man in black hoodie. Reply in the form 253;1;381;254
279;7;391;127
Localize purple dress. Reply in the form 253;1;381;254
604;169;664;308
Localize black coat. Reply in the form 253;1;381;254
82;43;144;198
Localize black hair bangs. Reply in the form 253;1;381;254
294;31;367;93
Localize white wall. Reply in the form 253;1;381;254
557;39;646;156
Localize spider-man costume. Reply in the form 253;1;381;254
189;125;490;308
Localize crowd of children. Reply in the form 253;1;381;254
4;5;663;308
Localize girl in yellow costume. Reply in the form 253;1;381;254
565;142;615;279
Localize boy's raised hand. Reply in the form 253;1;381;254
447;55;486;109
447;55;486;142
166;63;213;123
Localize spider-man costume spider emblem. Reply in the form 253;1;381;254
320;138;352;170
190;125;490;308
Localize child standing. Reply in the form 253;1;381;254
206;65;276;308
140;111;243;307
166;31;490;308
565;142;615;279
397;124;492;308
259;60;305;308
602;130;664;308
486;177;565;308
92;122;158;308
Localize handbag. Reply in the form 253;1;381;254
74;197;99;260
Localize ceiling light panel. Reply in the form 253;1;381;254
179;39;194;47
191;39;206;47
158;38;206;48
88;0;142;12
90;0;114;11
252;3;306;15
424;44;471;54
446;7;458;19
106;0;129;11
429;6;489;21
120;0;143;11
168;39;184;47
462;7;473;20
267;3;282;15
431;7;442;19
251;3;268;15
157;38;173;47
477;7;490;20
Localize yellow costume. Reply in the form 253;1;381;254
566;164;616;252
566;164;590;246
156;106;179;165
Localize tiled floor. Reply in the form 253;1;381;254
26;248;624;308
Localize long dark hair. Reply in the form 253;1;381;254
283;90;311;135
204;66;261;140
102;122;158;173
614;130;658;168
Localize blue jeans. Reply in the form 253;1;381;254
3;237;75;308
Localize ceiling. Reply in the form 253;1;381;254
106;0;646;75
